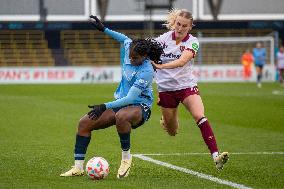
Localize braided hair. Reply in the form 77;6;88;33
130;38;164;64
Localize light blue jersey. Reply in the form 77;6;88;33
103;28;154;109
253;48;266;66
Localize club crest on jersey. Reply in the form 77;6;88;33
180;46;185;52
138;78;148;85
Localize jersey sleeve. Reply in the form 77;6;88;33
186;38;199;57
123;39;132;49
104;86;142;109
104;28;129;44
104;28;132;66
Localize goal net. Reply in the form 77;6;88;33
195;36;274;65
193;36;275;82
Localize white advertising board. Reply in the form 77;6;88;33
0;66;121;84
194;65;275;82
0;65;276;84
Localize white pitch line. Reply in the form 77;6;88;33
133;154;252;189
135;152;284;156
272;90;284;95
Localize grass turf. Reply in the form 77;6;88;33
0;83;283;189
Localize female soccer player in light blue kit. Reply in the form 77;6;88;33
253;42;266;88
60;15;163;179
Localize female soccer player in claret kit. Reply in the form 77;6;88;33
60;15;163;178
151;9;229;170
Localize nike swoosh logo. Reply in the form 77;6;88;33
72;172;84;176
118;167;130;178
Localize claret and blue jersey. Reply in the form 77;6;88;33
103;28;154;109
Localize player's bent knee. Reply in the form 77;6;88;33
115;112;129;124
77;117;92;134
194;115;206;124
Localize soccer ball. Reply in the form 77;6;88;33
85;157;109;180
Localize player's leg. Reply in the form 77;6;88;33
182;94;229;170
60;109;116;177
160;107;179;136
157;91;180;136
243;66;247;80
256;66;262;87
244;66;250;80
115;105;148;178
248;66;252;78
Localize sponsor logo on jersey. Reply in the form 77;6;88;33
180;46;185;52
192;43;199;51
162;52;181;59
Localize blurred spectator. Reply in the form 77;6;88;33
276;45;284;85
241;49;254;80
252;42;266;88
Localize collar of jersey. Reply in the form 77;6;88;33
171;31;190;42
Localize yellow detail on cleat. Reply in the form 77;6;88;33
117;156;132;179
214;152;229;170
60;166;84;177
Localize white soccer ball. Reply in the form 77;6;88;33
85;157;110;180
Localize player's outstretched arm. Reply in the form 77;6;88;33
87;87;142;120
89;15;128;43
152;50;194;69
89;15;105;31
104;86;142;109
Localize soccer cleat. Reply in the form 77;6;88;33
117;156;132;179
60;166;84;177
214;152;229;170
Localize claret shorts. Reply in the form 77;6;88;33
157;86;200;108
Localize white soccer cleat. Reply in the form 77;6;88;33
117;156;132;179
214;152;229;170
60;166;84;177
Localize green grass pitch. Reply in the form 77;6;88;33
0;83;283;189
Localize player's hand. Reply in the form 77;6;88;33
151;61;163;69
89;15;105;32
87;104;106;119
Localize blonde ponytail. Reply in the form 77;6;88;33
163;8;194;30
